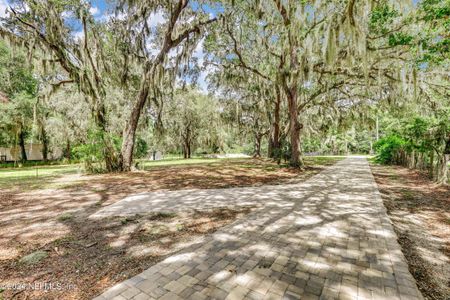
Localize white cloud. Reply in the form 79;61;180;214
100;10;164;26
192;38;210;93
61;10;74;18
99;12;122;22
148;11;165;27
193;38;205;65
89;6;100;16
73;30;84;41
197;72;208;93
0;0;8;18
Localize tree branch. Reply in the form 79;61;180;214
225;23;271;81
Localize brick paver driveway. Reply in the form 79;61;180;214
93;157;422;300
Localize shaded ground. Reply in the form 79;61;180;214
0;157;341;300
370;163;450;300
1;208;252;300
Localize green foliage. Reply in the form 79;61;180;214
376;114;450;184
0;41;39;149
134;137;148;159
160;88;222;156
403;117;431;153
388;33;413;46
303;127;373;155
0;92;36;147
0;41;37;97
369;4;399;35
374;135;406;164
421;0;450;22
0;0;448;176
416;0;450;65
271;137;292;164
72;129;121;173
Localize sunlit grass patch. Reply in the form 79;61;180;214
139;157;222;169
0;164;81;190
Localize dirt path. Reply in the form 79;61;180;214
94;158;422;300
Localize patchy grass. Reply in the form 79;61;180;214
57;212;74;222
370;163;450;300
0;156;343;299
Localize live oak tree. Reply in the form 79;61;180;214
1;0;123;170
205;0;447;171
415;0;450;184
206;0;395;167
0;93;34;162
112;0;218;170
44;86;91;160
163;88;220;158
212;72;274;157
1;0;218;171
0;0;447;182
0;40;38;162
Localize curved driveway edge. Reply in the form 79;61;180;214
93;157;422;300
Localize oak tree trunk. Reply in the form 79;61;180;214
436;154;449;185
120;81;149;171
183;145;188;159
65;140;71;160
429;150;434;179
183;141;191;159
90;100;121;172
268;87;281;158
286;90;303;168
18;128;27;162
41;125;49;162
254;133;262;158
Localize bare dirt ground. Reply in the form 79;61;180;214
0;158;340;299
370;163;450;300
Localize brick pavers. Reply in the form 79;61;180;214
92;158;422;300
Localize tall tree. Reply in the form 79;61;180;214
0;40;38;162
1;0;218;171
162;88;220;158
113;0;218;170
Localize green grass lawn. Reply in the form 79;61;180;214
0;164;81;190
0;155;346;191
140;155;345;170
0;158;226;190
138;157;222;169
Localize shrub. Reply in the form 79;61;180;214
374;135;406;164
72;129;121;173
134;137;148;159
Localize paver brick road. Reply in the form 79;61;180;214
93;157;422;300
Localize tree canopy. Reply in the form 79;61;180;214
0;0;448;182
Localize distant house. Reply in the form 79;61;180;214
0;144;63;162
